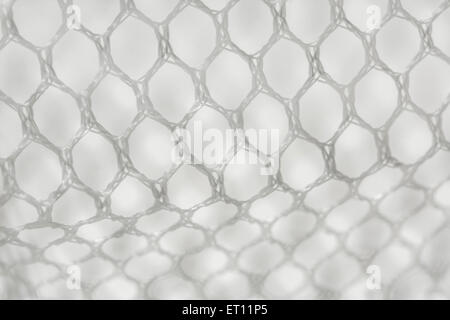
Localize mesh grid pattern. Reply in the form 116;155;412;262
1;0;450;299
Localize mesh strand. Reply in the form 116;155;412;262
0;0;450;299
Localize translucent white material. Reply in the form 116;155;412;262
1;0;449;300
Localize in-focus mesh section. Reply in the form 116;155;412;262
0;0;450;299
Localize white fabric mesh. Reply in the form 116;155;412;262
1;0;450;299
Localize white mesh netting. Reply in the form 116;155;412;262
1;0;450;299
